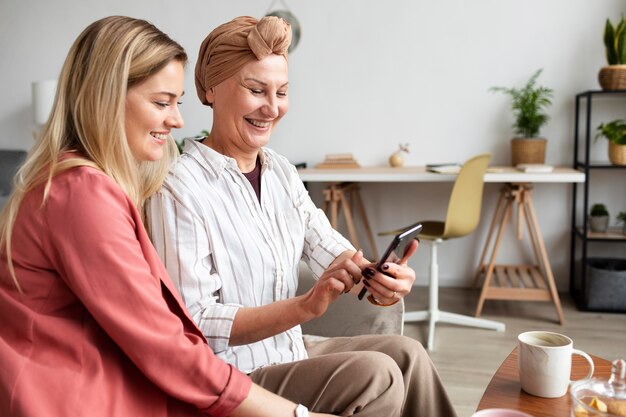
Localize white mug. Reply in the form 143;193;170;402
518;331;594;398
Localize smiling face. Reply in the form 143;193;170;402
206;54;289;157
124;60;185;162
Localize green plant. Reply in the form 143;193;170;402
617;211;626;224
603;16;626;65
595;119;626;145
175;130;210;154
490;69;554;138
590;203;609;217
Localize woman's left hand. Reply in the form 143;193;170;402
361;239;418;305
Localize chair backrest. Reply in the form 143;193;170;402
442;153;491;239
0;150;27;196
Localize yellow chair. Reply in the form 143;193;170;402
380;153;505;350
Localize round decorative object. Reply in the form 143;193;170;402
608;141;626;165
598;65;626;90
265;9;301;53
389;151;405;167
510;138;547;166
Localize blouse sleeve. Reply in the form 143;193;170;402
146;186;241;354
285;160;354;278
42;169;250;417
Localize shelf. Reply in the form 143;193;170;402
575;161;626;169
570;90;626;309
576;89;626;97
575;227;626;241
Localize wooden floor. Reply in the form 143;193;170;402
402;287;626;417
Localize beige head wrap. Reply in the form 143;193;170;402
195;16;292;106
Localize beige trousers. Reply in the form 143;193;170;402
249;334;457;417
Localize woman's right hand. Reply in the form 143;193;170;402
299;250;363;318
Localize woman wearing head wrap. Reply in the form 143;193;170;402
147;16;458;417
0;15;339;417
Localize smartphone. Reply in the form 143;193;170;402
358;223;422;300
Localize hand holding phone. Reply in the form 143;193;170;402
357;223;422;300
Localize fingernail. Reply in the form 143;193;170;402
362;279;370;287
416;237;421;244
382;264;390;271
364;268;375;277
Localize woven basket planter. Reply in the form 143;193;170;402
609;141;626;165
598;65;626;90
511;138;547;166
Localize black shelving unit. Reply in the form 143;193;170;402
569;90;626;312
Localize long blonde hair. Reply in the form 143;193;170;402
0;16;187;290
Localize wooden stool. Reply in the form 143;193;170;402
322;182;379;260
474;183;565;324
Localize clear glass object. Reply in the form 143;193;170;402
571;359;626;417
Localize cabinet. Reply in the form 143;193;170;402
569;90;626;312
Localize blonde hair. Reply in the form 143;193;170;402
0;16;187;290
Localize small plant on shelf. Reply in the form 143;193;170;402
590;203;609;216
589;203;610;233
595;120;626;144
595;119;626;165
603;16;626;66
599;15;626;90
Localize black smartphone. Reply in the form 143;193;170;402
358;223;422;300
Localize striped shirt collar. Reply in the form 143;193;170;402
182;137;273;178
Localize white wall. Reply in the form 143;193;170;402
2;0;625;290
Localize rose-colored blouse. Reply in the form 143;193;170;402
0;165;251;416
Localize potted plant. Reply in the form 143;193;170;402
617;211;626;234
595;119;626;165
175;130;210;154
599;15;626;90
490;69;554;166
589;203;610;233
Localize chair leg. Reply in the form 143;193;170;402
403;239;505;351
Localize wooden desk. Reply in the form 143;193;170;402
477;348;612;416
297;166;584;184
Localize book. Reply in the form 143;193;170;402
516;164;554;173
426;163;461;174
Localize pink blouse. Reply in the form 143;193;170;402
0;165;251;416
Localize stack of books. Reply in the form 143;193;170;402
315;154;361;169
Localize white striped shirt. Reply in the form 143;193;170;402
146;139;353;373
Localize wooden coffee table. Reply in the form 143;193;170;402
477;347;612;416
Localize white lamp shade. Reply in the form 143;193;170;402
31;79;57;125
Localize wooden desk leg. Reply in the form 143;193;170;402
476;190;515;317
339;188;362;251
524;190;565;325
327;185;341;229
321;183;379;260
473;187;507;289
352;187;379;260
517;187;525;240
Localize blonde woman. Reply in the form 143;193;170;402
0;16;336;417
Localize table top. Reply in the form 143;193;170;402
297;166;585;183
477;348;613;416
